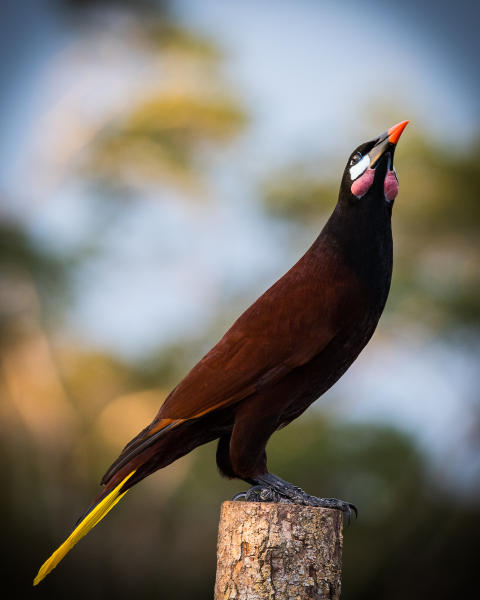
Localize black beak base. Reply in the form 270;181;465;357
368;134;396;171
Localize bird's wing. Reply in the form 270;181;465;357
156;274;337;421
102;249;354;484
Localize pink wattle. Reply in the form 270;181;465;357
351;168;399;202
383;170;399;202
351;168;375;197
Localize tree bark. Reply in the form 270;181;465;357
214;501;343;600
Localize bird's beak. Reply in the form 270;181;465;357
368;120;409;169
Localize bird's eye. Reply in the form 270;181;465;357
349;152;362;166
349;153;371;181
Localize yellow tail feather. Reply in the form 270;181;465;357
33;470;136;586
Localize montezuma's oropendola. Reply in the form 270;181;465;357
34;120;409;585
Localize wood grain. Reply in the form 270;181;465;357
214;501;343;600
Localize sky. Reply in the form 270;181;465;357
2;0;479;197
1;0;479;355
176;0;480;156
0;0;479;494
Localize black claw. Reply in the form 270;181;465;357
238;475;358;525
232;491;247;501
341;503;357;527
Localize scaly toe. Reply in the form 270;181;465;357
246;485;283;503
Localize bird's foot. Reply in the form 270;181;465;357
233;473;357;524
233;485;291;504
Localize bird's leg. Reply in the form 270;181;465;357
228;399;355;519
235;472;357;522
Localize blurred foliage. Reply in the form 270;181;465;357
0;219;69;348
0;220;66;292
263;165;337;220
61;0;248;192
263;135;480;330
143;20;221;59
89;93;246;189
59;0;165;14
1;1;479;599
3;395;479;599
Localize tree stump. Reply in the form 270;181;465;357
214;501;343;600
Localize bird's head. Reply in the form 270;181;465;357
339;120;409;208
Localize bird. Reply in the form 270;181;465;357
34;119;408;585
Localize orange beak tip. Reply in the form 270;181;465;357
387;120;409;144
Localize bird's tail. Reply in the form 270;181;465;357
34;417;183;585
33;469;136;586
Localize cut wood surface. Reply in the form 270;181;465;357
214;501;343;600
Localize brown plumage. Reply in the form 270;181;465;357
34;120;408;585
103;235;368;488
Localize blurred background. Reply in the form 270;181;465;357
1;0;479;598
